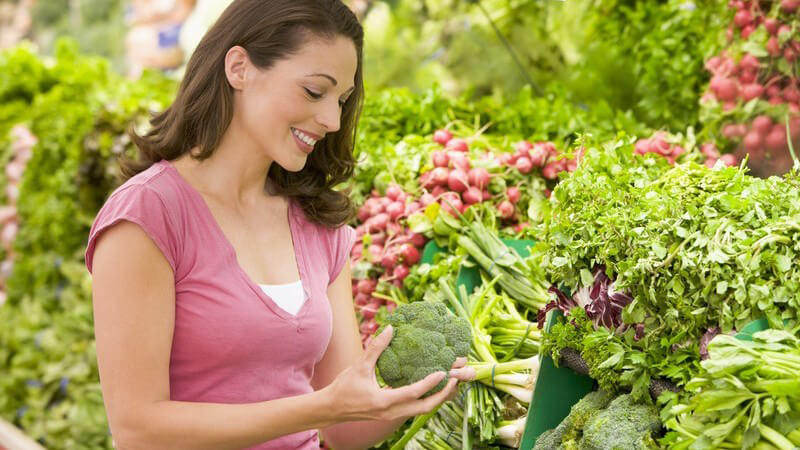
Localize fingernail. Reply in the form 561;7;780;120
434;371;446;380
384;325;393;335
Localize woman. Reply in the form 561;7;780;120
85;1;473;449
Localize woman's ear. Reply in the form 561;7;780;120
224;46;249;90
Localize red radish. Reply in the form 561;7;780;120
381;251;397;270
467;168;490;189
441;197;463;217
498;201;515;220
515;156;533;174
705;158;718;168
371;232;387;246
765;18;780;35
354;293;369;307
447;169;469;193
399;244;420;265
387;222;403;236
723;101;737;112
720;154;738;167
705;56;722;73
432;150;449;168
780;0;799;12
433;129;453;145
499;153;514;166
357;279;377;295
449;152;470;171
419;193;436;207
544;189;552;199
734;10;752;28
513;222;530;234
651;135;671;155
634;139;650;155
482;190;491;201
790;117;800;139
783;85;800;103
386;184;403;201
739;69;757;85
744;130;764;152
409;232;426;248
542;162;561;180
368;244;383;260
726;26;734;43
767;37;782;57
722;124;744;139
361;320;378;335
419;171;435;189
378;196;392;208
740;54;759;71
715;78;739;101
431;185;446;198
404;201;422;216
357;204;370;222
393;265;410;281
368;213;390;232
765;126;788;151
515;140;533;154
671;146;686;157
529;145;548;166
431;167;449;186
753;115;774;135
446;138;469;152
506;186;521;204
778;25;792;39
701;143;720;159
462;187;482;205
785;47;797;64
386;201;405;220
769;96;784;105
566;159;578;172
741;25;755;39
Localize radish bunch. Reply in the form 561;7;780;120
635;132;739;168
497;140;579;180
350;185;428;342
0;125;36;306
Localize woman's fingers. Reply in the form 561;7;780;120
387;370;446;402
452;357;467;368
407;377;459;416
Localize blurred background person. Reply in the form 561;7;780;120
0;0;34;50
124;0;195;78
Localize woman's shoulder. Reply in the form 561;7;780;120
105;160;185;209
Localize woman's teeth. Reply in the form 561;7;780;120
292;128;317;146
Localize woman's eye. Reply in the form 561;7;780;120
304;88;323;99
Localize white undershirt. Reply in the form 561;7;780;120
258;280;306;316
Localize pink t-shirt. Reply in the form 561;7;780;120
85;160;356;449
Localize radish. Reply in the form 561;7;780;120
420;193;436;207
499;153;514;166
769;96;784;105
482;190;491;201
498;200;515;220
701;143;720;159
739;69;757;85
542;162;561;180
467;167;490;189
393;265;410;281
371;232;387;246
386;201;405;220
441;196;463;217
404;201;422;216
753;115;773;135
740;54;759;71
715;78;739;101
778;25;792;39
357;279;377;295
634;139;650;155
462;187;482;205
431;167;449;186
734;10;752;28
431;185;446;198
744;130;764;152
419;171;436;189
433;129;453;145
705;56;722;73
765;18;780;35
447;169;469;193
369;213;390;232
432;150;449;168
515;140;533;154
529;145;548;166
361;320;378;335
381;251;397;270
785;47;797;64
386;184;403;201
544;189;552;199
651;135;671;155
449;152;470;171
720;154;738;167
722;124;744;139
767;37;782;57
783;85;800;103
780;0;799;12
446;138;469;152
369;244;383;261
386;222;402;236
741;25;755;39
765;126;788;151
409;232;426;248
506;186;521;204
705;158;718;168
399;244;420;265
378;196;392;208
357;204;370;222
790;117;800;139
671;146;686;157
515;156;533;174
354;292;370;306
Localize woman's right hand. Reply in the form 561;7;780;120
322;325;469;423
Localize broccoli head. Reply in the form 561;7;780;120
533;390;614;449
579;394;661;450
376;301;472;396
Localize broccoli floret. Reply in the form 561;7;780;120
533;421;568;450
376;302;472;396
579;394;661;450
533;390;613;449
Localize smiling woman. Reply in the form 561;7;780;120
85;1;473;450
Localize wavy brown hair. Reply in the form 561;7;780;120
122;0;363;227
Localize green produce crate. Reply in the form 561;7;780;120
421;239;595;450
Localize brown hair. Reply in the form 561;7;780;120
123;0;363;227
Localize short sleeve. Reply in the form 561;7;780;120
85;184;179;275
328;224;357;284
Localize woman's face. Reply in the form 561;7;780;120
233;35;358;172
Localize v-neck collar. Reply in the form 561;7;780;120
158;159;312;323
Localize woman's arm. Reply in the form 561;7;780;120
91;222;454;450
312;260;474;450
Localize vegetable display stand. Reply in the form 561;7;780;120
520;309;595;449
422;239;595;450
